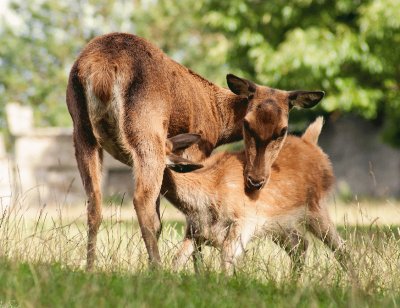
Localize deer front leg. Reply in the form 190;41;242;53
122;114;166;267
131;148;164;267
272;229;309;277
221;225;252;274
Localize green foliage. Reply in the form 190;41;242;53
131;1;231;84
195;0;399;145
0;0;124;129
0;0;398;145
1;1;80;128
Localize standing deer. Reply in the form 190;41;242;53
163;117;347;273
66;32;324;269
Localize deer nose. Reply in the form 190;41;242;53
246;176;265;190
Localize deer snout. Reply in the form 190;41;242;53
246;175;266;190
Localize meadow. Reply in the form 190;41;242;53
0;198;400;307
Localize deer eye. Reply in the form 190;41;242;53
280;127;288;137
272;127;288;140
243;120;259;140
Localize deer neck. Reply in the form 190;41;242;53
162;169;213;216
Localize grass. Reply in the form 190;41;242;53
1;259;400;308
1;200;400;307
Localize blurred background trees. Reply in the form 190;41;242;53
0;0;399;145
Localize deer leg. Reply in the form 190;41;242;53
308;214;359;285
307;211;349;270
221;225;251;274
221;244;239;274
125;131;165;267
172;238;195;271
173;224;203;272
67;72;103;271
73;130;103;271
192;239;204;274
155;195;162;240
183;223;204;273
273;229;308;275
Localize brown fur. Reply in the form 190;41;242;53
66;33;323;269
163;118;347;272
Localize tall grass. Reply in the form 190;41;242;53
0;198;400;306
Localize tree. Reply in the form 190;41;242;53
194;0;400;145
0;0;398;146
127;0;400;146
0;0;129;129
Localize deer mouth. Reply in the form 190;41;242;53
246;176;266;190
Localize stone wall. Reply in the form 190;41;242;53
320;115;400;198
5;103;134;205
12;128;134;205
0;135;12;207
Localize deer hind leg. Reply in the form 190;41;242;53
67;67;103;271
155;195;162;240
307;208;349;270
123;128;166;267
73;129;103;271
185;224;204;273
192;239;204;274
273;228;309;276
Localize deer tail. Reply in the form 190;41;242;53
302;116;324;145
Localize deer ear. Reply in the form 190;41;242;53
168;133;201;152
288;91;325;109
166;154;203;173
226;74;256;97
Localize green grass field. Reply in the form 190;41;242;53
2;260;400;308
1;201;400;307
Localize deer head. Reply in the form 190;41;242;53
227;74;324;191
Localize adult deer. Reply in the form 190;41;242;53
66;32;323;269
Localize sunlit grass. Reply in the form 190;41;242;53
0;197;400;306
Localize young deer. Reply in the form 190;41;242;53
163;117;347;273
66;32;324;269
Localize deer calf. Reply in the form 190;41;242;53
163;117;347;273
